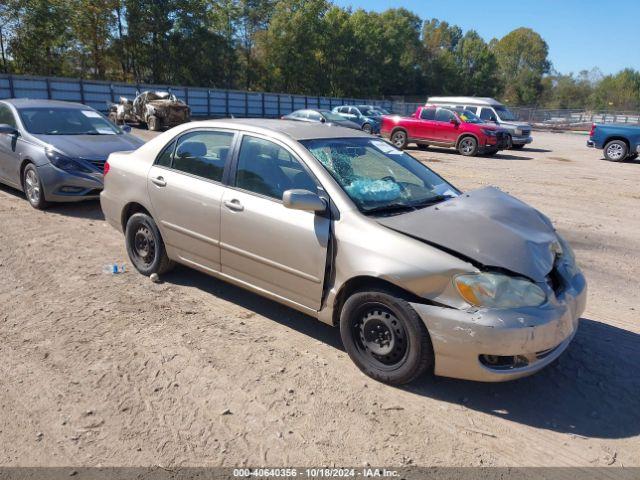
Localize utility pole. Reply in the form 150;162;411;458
0;25;7;73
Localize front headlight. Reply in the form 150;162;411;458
556;234;579;277
45;148;92;173
481;129;497;136
455;272;547;309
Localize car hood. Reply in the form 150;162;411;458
35;133;145;161
329;120;362;130
376;187;559;282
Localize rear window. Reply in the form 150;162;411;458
420;108;436;120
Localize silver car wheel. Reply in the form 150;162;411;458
363;123;372;134
24;169;41;204
391;131;406;148
606;143;625;160
460;138;475;155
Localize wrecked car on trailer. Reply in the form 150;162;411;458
108;91;190;132
100;120;586;385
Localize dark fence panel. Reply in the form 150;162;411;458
0;74;394;118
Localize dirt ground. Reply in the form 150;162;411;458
0;129;638;468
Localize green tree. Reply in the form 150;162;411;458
492;27;550;105
454;30;500;97
70;0;117;78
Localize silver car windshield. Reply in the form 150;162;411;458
494;106;518;121
301;138;460;214
19;107;121;135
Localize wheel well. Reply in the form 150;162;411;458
456;133;479;148
331;276;427;326
121;202;152;231
604;136;630;149
391;127;407;137
19;159;34;190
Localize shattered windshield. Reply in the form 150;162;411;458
301;137;459;214
455;109;483;124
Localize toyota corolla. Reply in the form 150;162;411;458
100;119;586;385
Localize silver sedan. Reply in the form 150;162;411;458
101;119;586;385
0;99;144;209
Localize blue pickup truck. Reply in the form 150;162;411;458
587;123;640;161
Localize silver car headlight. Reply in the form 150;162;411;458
454;272;547;309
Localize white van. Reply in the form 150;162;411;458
427;97;533;149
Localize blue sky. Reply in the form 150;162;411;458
331;0;640;75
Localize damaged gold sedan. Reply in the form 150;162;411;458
100;119;586;385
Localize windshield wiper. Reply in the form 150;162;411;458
409;195;454;209
362;203;415;216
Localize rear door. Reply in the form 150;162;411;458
147;128;236;272
220;134;330;311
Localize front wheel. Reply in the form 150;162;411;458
23;164;48;210
339;290;434;385
391;130;408;149
125;213;175;276
362;123;373;134
458;136;478;156
603;140;628;162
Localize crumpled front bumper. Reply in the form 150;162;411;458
411;272;587;382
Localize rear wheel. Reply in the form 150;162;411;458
125;213;174;276
458;136;478;156
23;164;48;210
339;289;434;385
147;115;161;131
603;140;628;162
391;130;408;149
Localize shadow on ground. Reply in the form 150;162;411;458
408;146;533;161
163;265;639;440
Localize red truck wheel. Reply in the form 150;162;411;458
391;130;408;149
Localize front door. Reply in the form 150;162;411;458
220;134;330;311
147;128;236;272
0;103;20;186
432;108;458;144
414;107;437;140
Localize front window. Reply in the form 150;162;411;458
172;130;233;182
18;107;121;135
494;105;518;121
434;108;456;123
301;138;459;214
455;109;483;124
0;104;17;128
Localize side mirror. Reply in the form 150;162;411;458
283;189;326;213
450;118;459;126
0;124;18;136
121;124;132;133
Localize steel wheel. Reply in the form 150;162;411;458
132;225;156;267
352;304;409;371
391;130;407;149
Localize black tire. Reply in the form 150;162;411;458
457;136;478;156
628;153;638;161
362;123;373;134
417;144;429;151
22;163;48;210
148;115;161;132
603;140;628;162
511;144;525;150
125;213;174;276
390;129;408;149
339;289;434;385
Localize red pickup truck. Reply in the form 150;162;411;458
381;106;510;156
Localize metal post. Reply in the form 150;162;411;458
245;91;248;117
277;94;281;117
207;90;211;117
225;90;229;117
109;84;115;103
79;78;85;104
45;77;52;99
304;96;308;108
261;93;265;118
8;74;14;97
185;87;189;106
290;95;294;113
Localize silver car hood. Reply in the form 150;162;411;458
35;133;144;161
376;187;558;282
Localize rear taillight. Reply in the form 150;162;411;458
589;124;596;137
103;160;110;176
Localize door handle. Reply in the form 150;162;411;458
151;176;166;187
224;199;244;212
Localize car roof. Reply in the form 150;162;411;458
1;98;92;110
181;118;372;140
427;96;503;106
